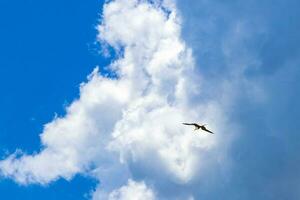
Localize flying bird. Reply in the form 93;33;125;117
182;123;214;134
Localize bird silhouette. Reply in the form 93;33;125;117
182;123;214;134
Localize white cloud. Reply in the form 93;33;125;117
93;179;156;200
0;69;132;184
0;0;235;199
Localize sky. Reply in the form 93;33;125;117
0;0;299;199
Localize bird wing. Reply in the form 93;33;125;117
202;127;214;134
182;123;199;127
183;123;194;125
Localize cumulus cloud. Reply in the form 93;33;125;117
93;179;156;200
0;68;131;184
0;0;235;199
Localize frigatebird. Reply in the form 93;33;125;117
182;123;214;134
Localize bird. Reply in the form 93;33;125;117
182;123;214;134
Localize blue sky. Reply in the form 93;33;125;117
0;0;99;150
1;0;300;199
0;0;103;199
